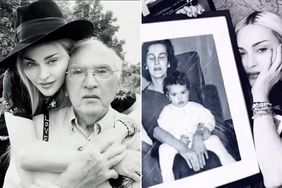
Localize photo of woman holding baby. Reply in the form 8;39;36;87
141;38;239;187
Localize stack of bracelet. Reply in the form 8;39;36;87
252;102;273;119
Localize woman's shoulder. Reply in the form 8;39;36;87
1;99;30;118
142;88;167;101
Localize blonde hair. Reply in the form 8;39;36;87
16;39;74;115
70;37;123;77
235;11;282;43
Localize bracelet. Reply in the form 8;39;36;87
252;102;272;109
252;102;273;119
114;117;137;138
252;110;273;119
252;102;272;112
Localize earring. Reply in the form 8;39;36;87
145;65;148;70
167;63;170;68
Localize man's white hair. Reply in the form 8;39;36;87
70;37;123;72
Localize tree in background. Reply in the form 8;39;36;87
122;62;140;94
57;0;126;60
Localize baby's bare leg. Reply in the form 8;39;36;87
159;144;178;182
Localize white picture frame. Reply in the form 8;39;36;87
141;11;259;188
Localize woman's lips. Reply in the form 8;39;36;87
39;81;55;89
154;67;162;71
248;72;259;80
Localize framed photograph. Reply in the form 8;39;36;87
142;0;216;17
141;11;259;187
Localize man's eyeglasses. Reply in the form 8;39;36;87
66;67;119;81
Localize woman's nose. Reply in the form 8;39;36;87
38;67;50;80
154;58;160;65
245;54;258;69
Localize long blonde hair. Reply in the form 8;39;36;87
16;39;73;115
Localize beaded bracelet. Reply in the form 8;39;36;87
252;102;273;119
252;102;272;109
114;117;137;138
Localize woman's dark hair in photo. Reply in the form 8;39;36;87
142;39;178;82
163;71;190;96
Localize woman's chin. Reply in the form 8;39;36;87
38;89;57;97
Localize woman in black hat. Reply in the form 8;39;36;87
1;1;132;188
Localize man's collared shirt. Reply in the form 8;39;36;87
32;105;135;183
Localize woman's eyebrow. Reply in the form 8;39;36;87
23;53;59;61
44;53;59;60
23;56;35;61
252;40;268;47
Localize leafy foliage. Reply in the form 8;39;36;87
122;62;140;94
0;0;28;59
58;0;125;60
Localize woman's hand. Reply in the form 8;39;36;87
175;3;205;17
191;135;208;169
153;126;201;171
252;44;282;102
56;140;126;188
114;150;140;181
93;126;127;147
178;146;201;172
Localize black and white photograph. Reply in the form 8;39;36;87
141;11;259;188
142;0;216;17
0;1;140;188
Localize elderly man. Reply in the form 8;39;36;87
8;38;140;188
60;37;140;187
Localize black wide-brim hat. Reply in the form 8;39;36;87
0;0;94;69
